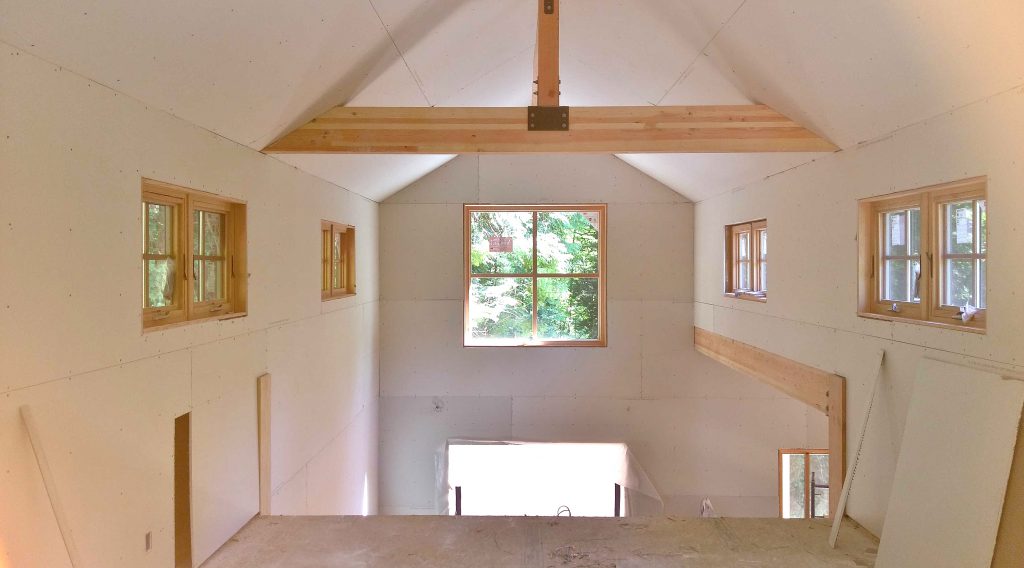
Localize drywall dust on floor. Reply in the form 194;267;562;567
201;515;878;568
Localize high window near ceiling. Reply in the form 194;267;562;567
464;205;607;347
725;219;767;301
858;177;986;332
142;179;247;329
322;221;356;300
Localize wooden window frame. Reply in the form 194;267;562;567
724;219;767;302
142;179;247;330
858;177;986;333
321;221;356;300
463;204;608;347
778;448;830;519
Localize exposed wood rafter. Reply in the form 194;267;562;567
694;327;846;517
263;105;837;154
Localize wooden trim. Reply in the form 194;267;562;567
257;374;272;516
534;0;559;106
321;220;357;300
262;105;839;154
724;219;767;298
857;176;986;333
21;406;83;568
174;413;192;568
142;179;247;330
992;409;1024;568
827;374;846;518
464;204;607;347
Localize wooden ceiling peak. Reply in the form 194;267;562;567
262;0;837;155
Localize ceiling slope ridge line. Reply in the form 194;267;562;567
366;0;432;106
0;39;379;205
653;0;750;106
689;77;1024;205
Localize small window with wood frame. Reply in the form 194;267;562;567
321;221;356;300
725;219;767;301
142;179;247;330
858;177;986;332
464;204;607;347
779;449;830;519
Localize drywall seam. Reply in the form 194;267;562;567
2;299;379;396
0;39;380;205
695;301;1024;373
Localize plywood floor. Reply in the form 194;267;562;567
201;515;878;567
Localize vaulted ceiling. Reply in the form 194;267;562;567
3;0;1022;202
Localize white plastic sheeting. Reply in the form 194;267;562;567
436;440;662;516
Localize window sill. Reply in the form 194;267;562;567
322;292;357;302
725;292;767;303
143;311;248;333
857;311;986;334
463;339;607;348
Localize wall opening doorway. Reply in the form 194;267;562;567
779;448;829;519
446;442;631;517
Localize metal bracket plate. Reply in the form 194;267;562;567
527;106;569;131
543;0;554;14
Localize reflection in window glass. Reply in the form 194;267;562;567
468;278;533;340
941;200;986;309
881;208;921;303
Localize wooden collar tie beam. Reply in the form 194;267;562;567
262;0;837;155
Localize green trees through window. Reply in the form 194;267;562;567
466;206;605;346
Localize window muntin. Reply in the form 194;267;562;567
858;177;986;332
464;205;606;347
142;179;246;329
725;220;767;300
322;221;356;300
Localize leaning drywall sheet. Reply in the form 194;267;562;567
875;358;1024;568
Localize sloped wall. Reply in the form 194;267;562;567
0;44;379;567
378;154;824;516
693;84;1024;537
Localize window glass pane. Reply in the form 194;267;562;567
809;454;829;519
978;259;987;308
759;230;767;258
470;212;533;274
945;259;975;307
760;261;767;292
884;210;908;257
782;453;806;519
537;278;599;340
946;201;974;254
146;259;176;308
203;260;224;302
738;232;749;260
911;259;921;302
738;262;750;290
978;200;987;254
883;259;909;302
468;278;533;340
908;208;921;256
145;202;173;255
322;230;331;292
332;232;342;289
203;211;225;256
537;211;599;274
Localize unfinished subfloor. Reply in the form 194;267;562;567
201;515;878;567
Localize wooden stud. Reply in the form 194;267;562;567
20;406;82;568
262;105;838;154
992;409;1024;568
534;0;559;106
257;373;272;516
827;374;846;518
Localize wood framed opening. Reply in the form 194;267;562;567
858;176;986;332
463;204;607;347
321;221;356;300
724;219;767;301
142;179;247;330
778;448;830;519
174;413;192;568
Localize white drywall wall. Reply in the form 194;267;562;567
379;154;824;516
0;44;379;568
693;82;1024;537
